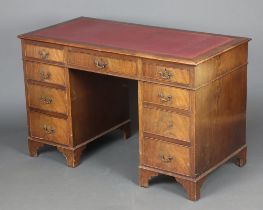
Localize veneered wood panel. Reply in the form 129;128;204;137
25;61;66;86
24;43;64;63
194;43;248;87
69;69;130;146
29;111;69;145
194;66;247;175
142;60;191;86
143;82;190;111
68;48;137;78
27;83;67;115
138;80;144;167
142;138;191;175
143;107;190;142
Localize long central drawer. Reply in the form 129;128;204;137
68;48;138;77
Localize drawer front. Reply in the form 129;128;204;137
27;83;67;114
24;43;64;63
68;49;137;77
143;107;190;142
29;111;69;145
143;82;190;110
143;61;190;85
142;138;190;175
25;62;66;86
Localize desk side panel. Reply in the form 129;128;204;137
194;43;248;88
194;65;247;175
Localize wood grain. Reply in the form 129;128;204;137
194;66;247;174
143;82;190;111
176;176;206;201
25;61;66;86
27;83;67;115
194;43;248;87
142;137;191;175
69;69;130;146
143;107;190;142
142;59;191;86
139;168;159;187
57;145;87;168
68;48;137;78
24;42;64;63
29;111;69;145
28;138;45;157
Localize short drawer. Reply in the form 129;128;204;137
25;61;66;86
142;138;190;175
143;107;190;142
24;42;64;63
27;83;67;115
68;49;137;77
143;82;190;110
29;111;69;145
142;61;190;85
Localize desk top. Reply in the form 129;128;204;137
19;17;249;64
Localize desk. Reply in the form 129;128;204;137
18;17;250;201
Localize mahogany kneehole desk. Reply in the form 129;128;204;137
18;17;250;201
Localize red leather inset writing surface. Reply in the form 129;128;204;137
32;17;233;59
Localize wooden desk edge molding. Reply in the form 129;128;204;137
18;17;250;201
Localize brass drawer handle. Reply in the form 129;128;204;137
160;154;173;163
40;96;53;104
94;59;107;69
38;49;49;60
39;70;51;80
43;124;55;134
158;93;173;103
159;69;173;80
